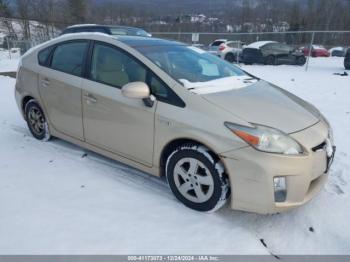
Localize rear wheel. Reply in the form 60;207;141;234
225;53;236;63
25;100;51;141
166;144;230;212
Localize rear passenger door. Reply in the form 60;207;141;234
38;40;88;140
81;42;156;166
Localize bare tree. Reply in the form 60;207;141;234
66;0;87;24
0;0;17;39
16;0;32;39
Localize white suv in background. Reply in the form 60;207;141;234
208;39;228;56
209;39;244;63
217;41;244;63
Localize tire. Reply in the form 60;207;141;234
24;100;51;141
166;144;230;212
225;53;236;63
345;59;350;70
265;55;276;65
297;56;306;66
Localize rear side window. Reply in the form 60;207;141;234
38;47;52;66
51;41;88;76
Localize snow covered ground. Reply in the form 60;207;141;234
0;52;20;73
0;57;349;255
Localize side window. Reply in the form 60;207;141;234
150;75;168;98
51;41;87;76
149;74;185;107
212;41;224;47
262;44;271;51
90;43;147;88
38;47;52;66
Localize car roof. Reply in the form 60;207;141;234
66;24;145;31
23;33;186;60
117;35;185;47
312;45;326;50
58;33;185;47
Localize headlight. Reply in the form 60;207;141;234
224;122;304;155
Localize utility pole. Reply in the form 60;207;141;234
305;31;315;72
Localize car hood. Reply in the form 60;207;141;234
197;79;320;133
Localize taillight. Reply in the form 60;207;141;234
219;45;226;51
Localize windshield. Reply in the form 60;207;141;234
134;45;246;83
135;29;151;37
110;28;151;37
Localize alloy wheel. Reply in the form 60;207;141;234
28;107;45;135
173;157;214;203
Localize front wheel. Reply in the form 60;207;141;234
345;59;350;70
297;56;306;66
25;100;51;141
166;144;230;212
265;55;276;65
225;53;236;63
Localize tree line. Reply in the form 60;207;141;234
0;0;350;40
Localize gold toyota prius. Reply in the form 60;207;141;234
15;33;335;214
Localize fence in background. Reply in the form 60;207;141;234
152;31;350;71
1;25;349;71
0;16;63;58
151;31;350;48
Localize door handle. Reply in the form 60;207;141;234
84;93;97;104
41;78;50;88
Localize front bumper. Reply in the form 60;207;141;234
220;121;335;214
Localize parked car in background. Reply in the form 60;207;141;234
208;39;227;56
242;41;306;66
345;48;350;70
217;41;244;63
301;45;330;57
61;24;152;37
329;47;346;57
15;33;335;214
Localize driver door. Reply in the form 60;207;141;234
81;42;156;166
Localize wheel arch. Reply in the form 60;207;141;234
159;138;221;177
225;52;235;57
21;95;36;115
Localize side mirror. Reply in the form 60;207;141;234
121;82;155;108
121;82;150;99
